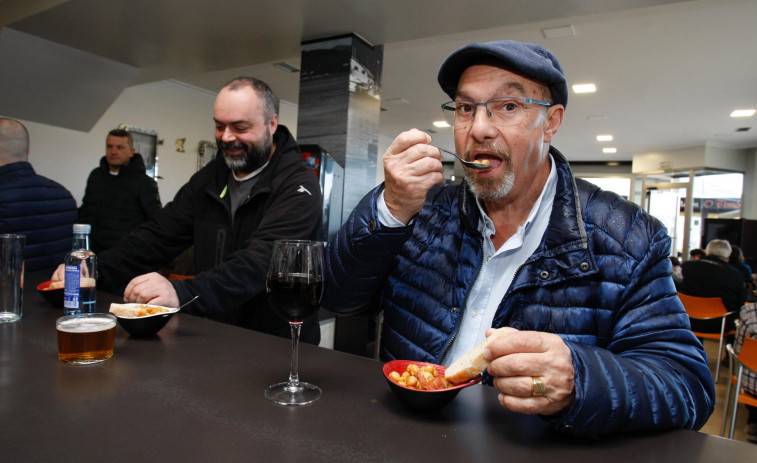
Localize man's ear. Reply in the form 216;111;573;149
543;105;564;144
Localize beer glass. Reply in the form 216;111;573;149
56;313;117;364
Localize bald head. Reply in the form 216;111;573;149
0;118;30;166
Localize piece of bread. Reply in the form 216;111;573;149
445;328;508;384
109;303;142;318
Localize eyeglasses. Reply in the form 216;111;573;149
441;96;552;127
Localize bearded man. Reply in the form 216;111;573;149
54;77;323;343
323;41;714;437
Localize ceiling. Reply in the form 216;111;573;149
2;0;756;163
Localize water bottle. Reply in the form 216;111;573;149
63;224;97;314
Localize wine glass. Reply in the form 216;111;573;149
264;239;325;405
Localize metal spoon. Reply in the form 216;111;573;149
433;146;491;170
177;295;200;310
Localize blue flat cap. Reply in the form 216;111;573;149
437;40;568;108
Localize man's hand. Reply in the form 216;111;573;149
123;272;180;308
484;328;576;417
382;129;444;224
51;264;66;281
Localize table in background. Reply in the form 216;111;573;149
1;274;752;462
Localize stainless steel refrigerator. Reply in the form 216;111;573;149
300;145;344;243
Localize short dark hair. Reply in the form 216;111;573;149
108;128;133;147
689;249;705;258
222;76;279;123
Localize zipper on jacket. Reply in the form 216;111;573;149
215;229;226;267
438;234;485;364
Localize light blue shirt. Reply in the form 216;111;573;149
377;155;557;365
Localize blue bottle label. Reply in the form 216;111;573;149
63;265;81;314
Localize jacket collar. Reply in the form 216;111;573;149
0;161;34;177
460;146;596;286
208;124;299;197
99;152;147;176
459;147;587;249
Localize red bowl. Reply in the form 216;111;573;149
36;280;64;307
382;360;482;412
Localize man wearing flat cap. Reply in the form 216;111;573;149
323;40;715;437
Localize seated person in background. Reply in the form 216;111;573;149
0;118;77;274
689;248;705;261
680;239;745;336
54;77;323;343
669;255;683;289
78;128;162;253
729;245;755;302
734;302;757;443
324;39;714;438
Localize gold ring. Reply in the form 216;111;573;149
531;376;546;397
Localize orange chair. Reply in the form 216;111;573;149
721;338;757;439
677;292;736;383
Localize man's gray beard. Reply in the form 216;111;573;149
219;129;272;174
465;169;515;201
462;142;514;201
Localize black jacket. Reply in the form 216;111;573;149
78;153;161;253
0;162;77;274
97;126;324;343
681;255;746;313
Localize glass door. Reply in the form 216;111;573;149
644;182;691;258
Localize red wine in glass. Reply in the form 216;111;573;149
267;273;323;323
264;240;324;405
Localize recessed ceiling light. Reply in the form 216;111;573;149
541;25;575;39
731;109;756;118
433;121;450;128
596;135;613;142
572;84;596;94
603;147;617;154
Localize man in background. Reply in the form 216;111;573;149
734;301;757;443
680;239;745;335
53;77;323;343
0;118;77;274
78;128;161;253
689;248;705;261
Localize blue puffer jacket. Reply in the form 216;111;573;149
325;147;715;438
0;162;77;274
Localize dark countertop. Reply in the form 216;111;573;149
1;274;752;462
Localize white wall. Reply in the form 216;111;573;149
6;80;300;206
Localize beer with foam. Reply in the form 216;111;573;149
56;313;116;364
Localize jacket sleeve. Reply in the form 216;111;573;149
138;177;162;221
323;185;414;316
77;170;97;224
549;226;716;438
170;166;323;320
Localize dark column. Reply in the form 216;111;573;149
297;34;383;358
297;33;383;223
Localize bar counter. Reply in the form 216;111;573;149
1;275;752;462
